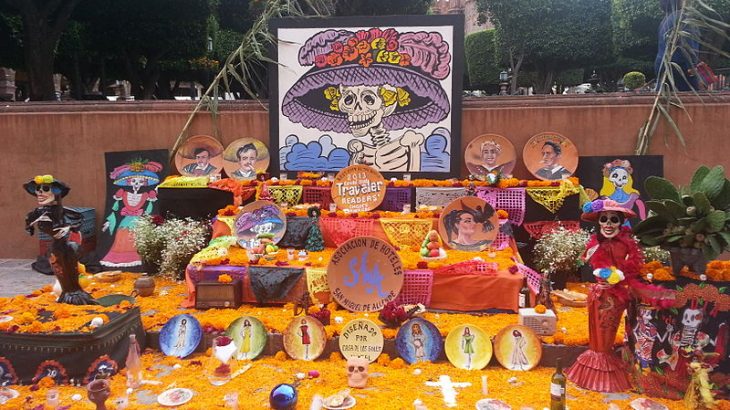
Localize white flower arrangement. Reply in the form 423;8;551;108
131;215;210;280
533;226;590;275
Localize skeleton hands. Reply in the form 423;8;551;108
53;226;71;239
400;130;424;149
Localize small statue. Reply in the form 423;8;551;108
24;175;97;305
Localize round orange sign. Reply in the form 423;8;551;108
327;237;403;312
331;165;386;212
523;132;579;181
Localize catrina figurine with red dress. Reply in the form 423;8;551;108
24;175;97;305
566;198;644;392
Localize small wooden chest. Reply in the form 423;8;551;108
195;279;242;309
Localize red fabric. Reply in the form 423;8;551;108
429;269;524;312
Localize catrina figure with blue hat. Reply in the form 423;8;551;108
24;175;97;305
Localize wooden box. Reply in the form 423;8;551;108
195;279;242;309
518;308;557;336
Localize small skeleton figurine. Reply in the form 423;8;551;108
24;175;97;305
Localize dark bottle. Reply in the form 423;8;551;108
550;357;566;410
519;276;531;308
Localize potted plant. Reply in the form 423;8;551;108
633;165;730;275
622;71;646;91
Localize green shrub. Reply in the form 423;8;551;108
465;29;501;90
622;71;646;90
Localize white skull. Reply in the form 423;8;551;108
682;308;703;328
338;85;396;138
609;168;630;189
130;177;145;192
599;211;621;239
639;307;653;324
346;357;369;388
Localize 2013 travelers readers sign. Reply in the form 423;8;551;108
331;164;387;212
328;237;403;312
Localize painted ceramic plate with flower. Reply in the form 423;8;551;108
234;200;287;249
283;316;327;361
224;316;267;360
157;387;194;407
175;135;225;177
523;132;578;181
222;138;270;180
493;325;542;371
439;196;499;251
395;318;442;364
159;314;203;358
465;134;516;180
444;324;492;370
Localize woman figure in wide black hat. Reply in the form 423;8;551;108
24;175;96;305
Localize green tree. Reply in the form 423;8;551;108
334;0;432;16
2;0;82;100
478;0;613;94
0;5;23;70
83;0;213;100
464;29;500;92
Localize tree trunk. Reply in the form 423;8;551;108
509;51;524;95
534;65;556;94
24;38;57;101
70;51;84;100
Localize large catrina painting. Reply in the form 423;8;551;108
270;15;464;178
97;150;169;270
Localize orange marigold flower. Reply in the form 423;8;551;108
329;352;343;362
389;358;406;369
377;353;391;366
534;304;547;314
496;209;509;219
217;274;233;284
274;351;288;361
38;376;56;388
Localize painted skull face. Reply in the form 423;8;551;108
682;308;703;328
130;177;145;191
639;307;653;324
599;211;621;239
346;357;369;388
338;85;396;138
609;167;630;189
35;185;56;205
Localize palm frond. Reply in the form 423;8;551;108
171;0;335;159
634;0;730;155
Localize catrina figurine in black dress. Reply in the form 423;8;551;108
24;175;97;305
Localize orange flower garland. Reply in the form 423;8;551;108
640;260;730;282
217;274;233;283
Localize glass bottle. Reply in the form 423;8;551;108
207;335;237;386
126;334;142;389
519;276;531;308
550;357;566;410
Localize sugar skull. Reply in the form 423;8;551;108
598;211;622;239
608;167;630;189
346;357;369;388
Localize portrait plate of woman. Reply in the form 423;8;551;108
224;316;268;360
222;138;270;180
283;316;326;361
444;324;492;370
465;134;516;180
159;314;203;358
395;318;442;364
234;200;287;248
523;132;578;181
493;324;542;371
438;196;499;251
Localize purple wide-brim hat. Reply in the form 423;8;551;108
282;65;450;133
281;28;452;133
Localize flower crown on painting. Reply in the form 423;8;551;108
602;159;633;177
110;159;163;187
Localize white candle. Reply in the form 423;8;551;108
481;375;488;396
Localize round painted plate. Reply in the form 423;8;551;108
234;200;287;248
331;164;386;212
493;325;542;371
0;315;13;323
224;316;268;360
338;319;384;362
159;314;202;358
445;324;492;370
523;132;579;181
283;316;327;361
157;388;194;407
475;398;512;410
439;196;499;251
222;137;270;180
465;134;517;180
395;318;443;364
0;388;19;405
175;135;225;177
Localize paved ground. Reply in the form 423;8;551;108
0;259;54;297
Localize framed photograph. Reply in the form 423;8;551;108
269;15;464;178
